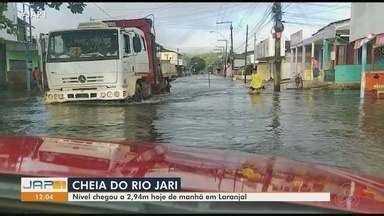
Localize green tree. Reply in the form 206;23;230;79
0;2;86;35
189;56;206;74
184;52;222;73
198;52;222;67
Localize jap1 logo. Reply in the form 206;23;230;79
21;178;67;192
18;11;47;19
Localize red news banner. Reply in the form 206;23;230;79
21;177;329;202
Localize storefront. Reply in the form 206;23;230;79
360;33;384;99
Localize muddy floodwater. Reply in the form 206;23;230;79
1;75;384;178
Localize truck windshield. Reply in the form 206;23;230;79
47;29;119;62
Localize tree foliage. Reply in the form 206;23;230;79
0;2;86;35
29;2;86;14
197;52;222;68
189;56;206;74
186;52;222;73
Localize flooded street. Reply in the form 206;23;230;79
1;74;384;178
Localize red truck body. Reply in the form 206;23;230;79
103;18;165;91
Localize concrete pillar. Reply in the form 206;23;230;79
290;48;293;79
322;39;329;70
295;47;298;76
311;42;315;80
360;43;367;98
302;45;306;78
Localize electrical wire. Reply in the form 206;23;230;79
111;4;245;22
93;3;114;19
235;16;273;53
233;4;272;52
283;21;326;27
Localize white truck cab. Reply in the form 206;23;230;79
43;21;151;103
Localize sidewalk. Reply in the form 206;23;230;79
232;74;252;82
283;80;360;90
233;75;360;90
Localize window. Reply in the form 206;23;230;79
47;29;119;62
9;60;26;71
141;36;146;51
124;34;131;54
133;34;142;53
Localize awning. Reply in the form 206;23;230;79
354;34;382;49
354;38;365;49
374;33;384;48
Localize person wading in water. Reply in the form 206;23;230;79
32;67;42;92
249;66;263;94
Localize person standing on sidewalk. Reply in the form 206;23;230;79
312;58;320;80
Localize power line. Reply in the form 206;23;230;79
111;4;245;21
284;4;350;17
93;3;114;19
304;3;350;8
237;4;258;28
234;4;273;52
283;3;292;12
284;13;341;22
283;21;325;27
248;5;273;36
104;3;206;12
235;16;273;52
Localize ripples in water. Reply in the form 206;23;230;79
0;75;384;178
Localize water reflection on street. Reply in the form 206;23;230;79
0;74;383;178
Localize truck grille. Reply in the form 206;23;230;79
62;76;104;84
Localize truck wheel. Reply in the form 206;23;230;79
133;81;144;102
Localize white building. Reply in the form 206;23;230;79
254;35;285;60
350;3;384;42
160;51;184;66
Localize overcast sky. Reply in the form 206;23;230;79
19;2;351;54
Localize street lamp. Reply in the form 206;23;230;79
209;30;226;40
216;21;233;70
210;30;229;77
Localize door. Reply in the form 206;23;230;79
122;33;135;77
132;32;149;74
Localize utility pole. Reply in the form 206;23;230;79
224;41;227;77
176;48;179;76
272;2;284;92
216;21;233;73
23;4;31;92
244;25;248;84
254;33;257;64
217;39;227;78
28;5;33;92
230;23;234;71
29;6;32;43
